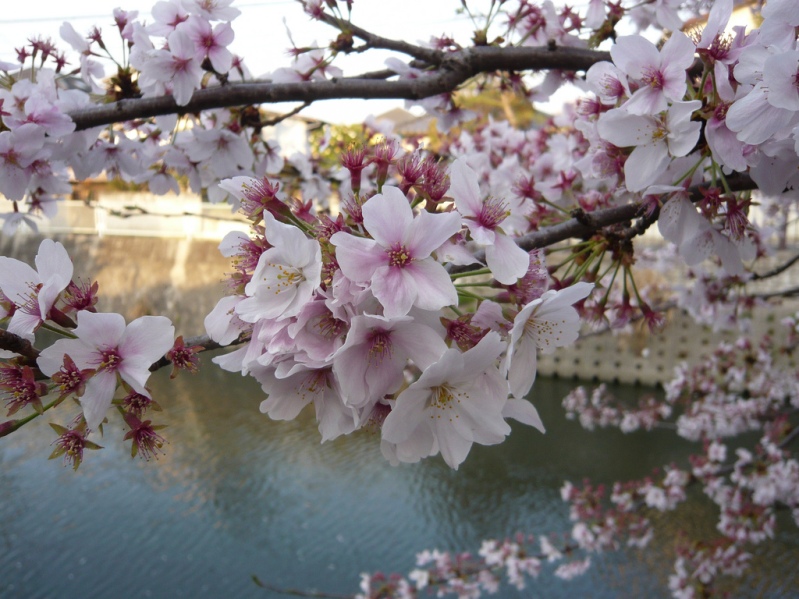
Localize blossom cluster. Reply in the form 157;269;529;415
355;534;591;599
205;157;594;469
0;240;180;466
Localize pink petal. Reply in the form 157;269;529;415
382;388;430;444
402;259;457;312
449;159;483;218
372;265;416;318
81;371;118;431
362;186;413;247
330;232;384;283
404;209;462;258
75;311;126;349
624;142;669;192
485;233;530;284
503;398;545;433
507;336;538;399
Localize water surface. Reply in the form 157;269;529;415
1;357;797;598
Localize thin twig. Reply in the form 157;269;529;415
100;205;245;223
750;285;799;300
313;11;443;64
261;101;312;127
751;252;799;281
252;575;354;599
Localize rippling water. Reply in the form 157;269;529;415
1;355;798;598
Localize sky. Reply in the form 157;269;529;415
0;0;499;123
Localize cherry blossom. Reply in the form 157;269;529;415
235;211;322;323
611;32;695;115
3;2;799;595
449;159;529;284
331;313;447;412
596;101;701;192
382;332;513;469
331;187;462;318
37;312;174;430
139;29;203;105
504;282;594;399
0;239;73;339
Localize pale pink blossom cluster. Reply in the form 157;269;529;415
205;157;594;469
562;383;672;432
0;240;177;462
355;533;593;599
358;308;791;598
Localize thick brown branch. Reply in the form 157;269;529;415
68;46;609;131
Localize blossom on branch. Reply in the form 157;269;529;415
331;187;462;318
38;312;174;431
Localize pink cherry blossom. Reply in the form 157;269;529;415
140;29;203;106
597;101;701;192
235;211;322;323
38;312;175;430
147;0;190;37
331;187;462;318
182;16;234;74
254;365;358;442
0;239;73;339
611;32;695;115
504;282;594;399
381;332;512;469
183;0;240;21
331;314;447;411
449;159;529;284
0;123;46;201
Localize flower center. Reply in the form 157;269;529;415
264;263;305;293
476;196;509;230
429;385;463;421
524;316;565;349
300;370;329;396
98;348;122;372
641;66;665;91
601;74;625;100
387;245;412;268
315;313;345;340
367;330;393;365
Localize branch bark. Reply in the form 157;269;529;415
68;46;610;131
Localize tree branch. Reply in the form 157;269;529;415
260;101;313;127
751;251;799;281
448;173;756;275
314;11;443;64
68;46;609;131
751;285;799;300
0;329;40;366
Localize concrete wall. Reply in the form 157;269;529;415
0;233;231;337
